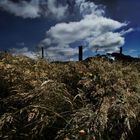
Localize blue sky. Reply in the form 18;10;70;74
0;0;140;60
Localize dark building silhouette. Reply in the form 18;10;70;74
120;47;123;54
4;50;7;54
79;46;83;61
41;47;44;59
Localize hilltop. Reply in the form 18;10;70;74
0;53;140;140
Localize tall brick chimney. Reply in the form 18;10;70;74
41;47;44;59
120;47;122;54
79;46;83;61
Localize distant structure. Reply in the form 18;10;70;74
4;50;8;54
107;47;140;61
79;46;83;61
85;45;140;62
41;47;44;59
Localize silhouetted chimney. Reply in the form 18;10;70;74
41;47;44;59
79;46;83;61
4;50;8;54
120;47;122;54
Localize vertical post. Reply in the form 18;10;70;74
120;47;122;55
79;46;83;61
41;47;44;59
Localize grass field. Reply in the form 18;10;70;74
0;53;140;140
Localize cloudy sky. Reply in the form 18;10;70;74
0;0;140;60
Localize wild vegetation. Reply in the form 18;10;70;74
0;53;140;140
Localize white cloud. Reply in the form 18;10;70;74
89;32;125;53
45;46;78;61
46;46;77;57
120;28;134;35
10;47;36;59
0;0;40;18
41;14;126;56
0;0;132;60
75;0;105;17
39;0;131;59
46;0;68;19
42;14;126;46
0;0;68;19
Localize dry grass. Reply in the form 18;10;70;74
0;53;140;140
